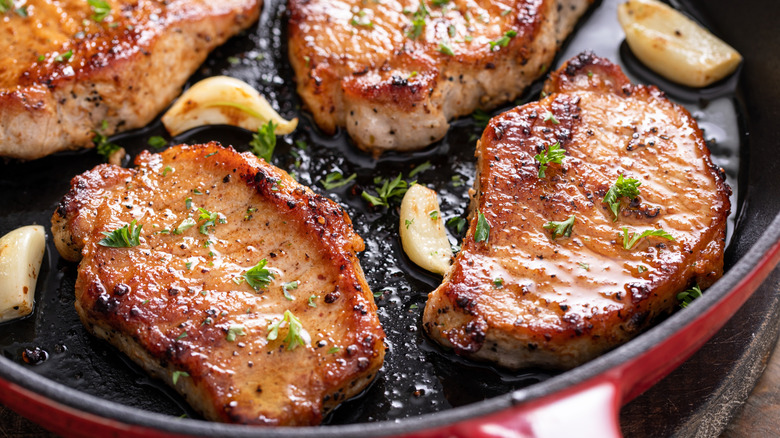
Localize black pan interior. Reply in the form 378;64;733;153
0;0;768;430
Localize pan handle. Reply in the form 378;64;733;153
413;377;623;438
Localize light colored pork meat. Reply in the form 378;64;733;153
288;0;593;154
0;0;260;160
423;52;731;369
51;143;385;425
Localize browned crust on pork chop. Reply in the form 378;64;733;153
51;142;385;425
423;52;731;369
288;0;592;154
1;0;260;160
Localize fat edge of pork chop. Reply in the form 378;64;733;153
423;52;731;370
0;0;260;160
288;0;593;155
51;143;385;425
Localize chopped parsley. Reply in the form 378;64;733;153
98;220;142;247
172;217;196;235
249;120;277;163
472;108;491;127
604;174;641;221
492;278;504;289
406;0;430;40
429;210;439;220
447;217;467;234
362;173;412;207
578;262;590;271
147;136;167;149
267;310;306;351
350;9;373;28
489;30;517;51
544;215;575;239
308;295;317;307
185;197;192;210
678;285;702;308
197;207;226;235
448;24;456;38
405;218;414;229
621;227;675;250
176;332;187;340
92;120;120;160
320;171;356;190
474;212;490;243
542;111;559;125
172;370;189;385
88;0;111;22
226;325;246;342
244;207;257;221
162;166;173;176
282;281;299;301
637;265;648;273
54;50;73;63
438;43;454;56
408;160;432;178
327;346;340;354
534;142;565;178
243;259;275;290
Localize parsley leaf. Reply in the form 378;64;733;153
88;0;111;22
98;220;142;247
534;141;565;178
172;370;189;385
308;295;317;307
406;0;430;40
438;43;455;56
197;207;226;235
542;111;559;124
543;215;575;239
249;120;278;163
267;310;307;351
350;9;373;28
677;285;702;308
282;281;299;301
92;120;120;161
429;210;439;220
488;29;517;51
226;325;246;342
361;173;412;207
472;109;491;127
447;217;467;234
243;259;275;290
474;212;490;243
147;136;167;149
492;278;503;289
603;174;641;221
621;227;675;250
327;346;340;354
408;160;432;178
54;50;73;63
172;217;196;235
320;172;356;190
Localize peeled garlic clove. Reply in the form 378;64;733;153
0;225;46;323
161;76;298;136
618;0;742;88
399;185;452;275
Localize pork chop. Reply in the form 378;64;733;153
423;52;731;369
51;143;385;425
1;0;260;160
288;0;593;155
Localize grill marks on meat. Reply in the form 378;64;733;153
51;143;385;425
423;52;731;369
288;0;592;155
0;0;260;160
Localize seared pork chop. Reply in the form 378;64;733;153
51;143;385;425
423;52;730;369
0;0;260;160
288;0;593;154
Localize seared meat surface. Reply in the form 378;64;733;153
288;0;592;154
1;0;260;160
423;52;730;369
51;143;385;425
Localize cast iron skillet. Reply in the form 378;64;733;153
1;0;779;436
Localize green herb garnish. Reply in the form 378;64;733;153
350;9;373;28
197;207;225;235
406;0;430;39
438;43;454;56
408;160;432;178
678;285;702;308
405;219;414;229
534;142;565;178
493;278;503;289
489;30;517;51
54;50;73;62
147;136;167;149
172;370;189;385
308;295;317;307
578;262;589;271
88;0;111;22
243;259;275;290
446;217;467;234
472;109;491;127
249;120;278;163
429;210;439;220
92;120;120;160
226;325;246;342
604;174;641;221
282;281;299;301
474;212;490;243
327;346;340;354
172;217;196;235
542;111;559;124
543;215;575;239
320;171;357;190
621;227;675;250
266;310;306;351
98;220;142;247
361;173;412;207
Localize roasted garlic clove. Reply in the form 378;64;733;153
162;76;298;136
618;0;742;88
399;185;452;275
0;225;46;323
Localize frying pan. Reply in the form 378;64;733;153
1;0;779;436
